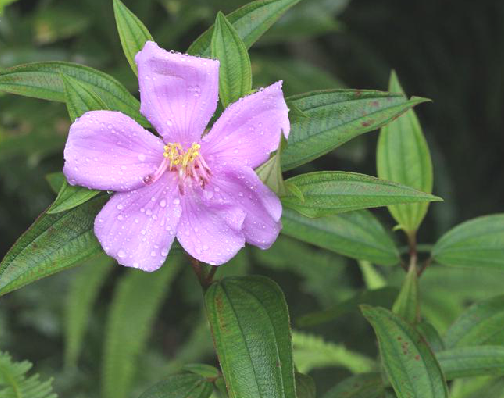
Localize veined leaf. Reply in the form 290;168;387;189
188;0;302;57
292;331;375;373
282;90;429;171
113;0;153;76
437;346;504;379
211;12;252;108
102;258;180;398
432;214;504;269
297;287;398;327
444;294;504;348
282;171;441;218
377;71;433;232
417;321;445;353
62;74;108;122
0;62;149;127
65;254;113;367
322;373;384;398
392;263;419;324
361;306;448;398
281;208;400;266
205;276;295;398
138;372;213;398
0;196;106;296
47;176;101;214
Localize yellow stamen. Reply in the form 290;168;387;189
163;142;201;169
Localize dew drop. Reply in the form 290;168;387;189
138;154;146;161
118;250;126;259
173;198;180;205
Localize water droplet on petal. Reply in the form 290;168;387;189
118;250;126;259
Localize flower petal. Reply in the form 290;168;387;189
63;111;164;191
176;191;246;266
94;172;181;271
204;164;282;250
135;41;220;147
202;81;290;169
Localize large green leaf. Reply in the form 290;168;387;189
322;373;385;398
444;294;504;348
282;90;429;171
113;0;153;75
0;196;106;296
437;346;504;379
361;306;448;398
187;0;302;57
138;372;213;398
282;171;440;218
65;254;113;367
211;12;252;108
432;214;504;269
281;208;400;266
205;276;295;398
0;62;148;127
47;176;101;215
62;73;108;121
102;259;180;398
377;71;433;232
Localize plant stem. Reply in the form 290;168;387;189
190;257;218;290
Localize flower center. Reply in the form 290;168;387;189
143;142;211;194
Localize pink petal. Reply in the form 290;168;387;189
94;172;181;271
176;191;246;266
204;164;282;250
202;81;290;169
63;111;164;191
135;41;220;147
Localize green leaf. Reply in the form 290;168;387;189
46;172;66;193
205;276;295;398
282;171;441;218
182;364;220;379
62;74;108;121
437;346;504;379
0;62;149;127
359;261;387;289
102;259;180;398
377;71;433;232
282;90;429;171
65;254;113;368
0;351;57;398
0;0;18;15
295;372;316;398
113;0;153;75
392;263;419;324
47;178;101;214
361;306;448;398
322;373;384;398
138;372;213;398
432;214;504;269
444;294;504;348
257;136;287;197
297;287;398;328
0;196;107;296
211;12;252;108
417;321;445;353
281;208;400;266
187;0;302;57
292;331;375;373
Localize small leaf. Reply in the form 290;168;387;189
0;62;149;127
432;214;504;269
188;0;302;57
61;73;108;122
138;372;213;398
47;178;100;214
211;12;252;108
46;172;66;193
297;287;398;328
182;364;220;379
377;71;433;232
65;254;113;367
392;263;419;324
282;208;400;266
102;259;180;398
295;372;316;398
0;196;107;296
205;276;295;398
437;346;504;379
361;306;448;398
282;171;441;218
113;0;153;75
282;90;429;171
417;321;445;353
256;136;287;197
292;331;375;373
322;373;385;398
444;294;504;348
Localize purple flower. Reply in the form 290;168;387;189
63;41;290;270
